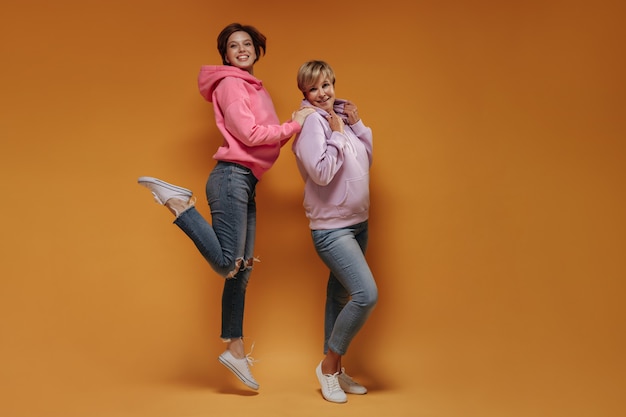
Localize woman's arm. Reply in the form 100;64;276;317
294;114;347;186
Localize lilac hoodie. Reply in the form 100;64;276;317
198;65;302;180
292;99;373;230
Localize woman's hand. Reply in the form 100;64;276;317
344;101;360;125
326;110;345;133
292;107;316;127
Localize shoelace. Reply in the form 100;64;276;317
244;342;259;367
323;371;343;394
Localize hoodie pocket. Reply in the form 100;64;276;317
336;174;369;218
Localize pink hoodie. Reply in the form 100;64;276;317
198;65;302;180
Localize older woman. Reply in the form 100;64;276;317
292;60;378;403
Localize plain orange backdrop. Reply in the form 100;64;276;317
1;0;625;416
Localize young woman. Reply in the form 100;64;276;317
292;60;378;403
138;23;314;391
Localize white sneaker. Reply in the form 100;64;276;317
137;176;192;205
338;368;367;394
316;361;347;403
218;350;259;390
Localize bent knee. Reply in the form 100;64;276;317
356;288;378;309
366;291;379;309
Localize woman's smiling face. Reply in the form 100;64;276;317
225;31;257;73
305;76;335;113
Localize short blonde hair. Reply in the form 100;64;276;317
297;60;336;95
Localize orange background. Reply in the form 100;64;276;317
1;1;624;416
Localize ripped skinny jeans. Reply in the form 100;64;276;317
174;161;258;340
312;221;378;356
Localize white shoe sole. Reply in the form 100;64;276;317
218;353;259;390
137;176;192;204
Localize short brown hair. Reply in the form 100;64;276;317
217;23;267;66
297;60;336;95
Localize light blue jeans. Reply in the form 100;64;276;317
311;221;378;356
174;162;258;340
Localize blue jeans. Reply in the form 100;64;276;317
174;162;258;340
311;221;378;356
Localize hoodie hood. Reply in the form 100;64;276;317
300;98;350;124
198;65;263;102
